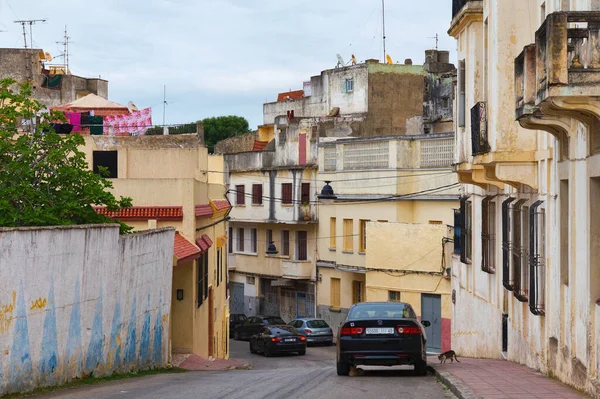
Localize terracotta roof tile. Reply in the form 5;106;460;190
277;90;304;102
201;234;213;248
210;200;230;212
196;237;209;252
252;140;269;151
195;204;213;218
94;206;183;221
174;232;201;266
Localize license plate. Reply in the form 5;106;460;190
366;327;394;335
285;338;296;342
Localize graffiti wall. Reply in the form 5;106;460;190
0;224;174;395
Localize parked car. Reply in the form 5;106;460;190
229;314;247;338
249;325;307;356
288;318;334;346
335;302;431;376
234;315;287;340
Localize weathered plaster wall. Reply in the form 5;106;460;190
214;132;258;154
0;225;173;396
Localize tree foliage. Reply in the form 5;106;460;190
202;115;251;152
0;79;132;233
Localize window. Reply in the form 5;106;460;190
511;199;529;302
465;201;472;262
281;230;290;256
482;197;496;273
197;252;208;308
301;183;310;204
296;231;308;261
359;220;368;253
330;217;336;249
252;184;263;205
502;198;516;290
251;228;257;253
228;227;233;254
454;209;461;254
343;78;354;93
92;151;118;178
560;181;569;285
330;278;341;308
459;197;472;263
352;281;364;304
388;291;401;302
529;201;545;316
458;60;466;127
235;185;245;205
237;228;245;252
343;219;353;252
266;229;273;249
281;183;293;205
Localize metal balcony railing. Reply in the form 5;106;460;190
470;102;490;156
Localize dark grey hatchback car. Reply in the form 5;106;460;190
336;302;430;376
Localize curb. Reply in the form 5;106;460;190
428;366;479;399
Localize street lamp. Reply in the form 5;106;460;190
266;241;278;256
317;181;337;202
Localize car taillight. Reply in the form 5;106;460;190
271;337;282;342
340;327;364;336
396;326;421;334
299;336;306;341
329;328;333;333
305;329;313;334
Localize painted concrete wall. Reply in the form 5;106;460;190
0;225;173;396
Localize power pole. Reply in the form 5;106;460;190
14;19;47;48
382;0;386;62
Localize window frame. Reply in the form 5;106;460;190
352;280;364;304
330;278;341;309
235;185;245;206
388;290;401;302
301;183;310;204
482;197;496;274
359;219;368;253
237;228;245;252
330;217;336;249
281;183;293;205
343;78;354;93
529;201;546;316
281;230;290;256
296;230;308;261
251;228;257;254
343;219;354;252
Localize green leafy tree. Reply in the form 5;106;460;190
0;78;132;233
202;115;251;152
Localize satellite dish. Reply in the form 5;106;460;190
386;54;393;65
44;52;53;62
336;53;346;68
127;101;138;112
351;54;357;65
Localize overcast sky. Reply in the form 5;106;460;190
0;0;456;128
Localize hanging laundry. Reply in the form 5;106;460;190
103;107;152;136
80;112;90;128
49;123;74;134
69;112;81;132
89;116;104;135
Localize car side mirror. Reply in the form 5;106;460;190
421;320;431;327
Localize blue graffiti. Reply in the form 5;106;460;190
9;281;33;391
85;289;103;374
152;293;163;365
38;278;58;381
124;295;137;367
139;294;151;366
109;300;122;368
64;278;82;377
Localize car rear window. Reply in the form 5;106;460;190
348;303;416;320
265;317;286;325
271;326;299;334
307;320;329;328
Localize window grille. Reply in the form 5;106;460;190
324;147;337;171
454;209;461;254
529;201;546;316
502;198;516;290
512;199;528;302
296;231;308;261
281;230;290;256
420;138;455;168
459;197;468;263
482;197;496;274
281;183;293;204
343;141;389;170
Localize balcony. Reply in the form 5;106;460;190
471;102;490;156
449;0;483;37
281;260;314;280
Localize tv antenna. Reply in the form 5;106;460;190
428;33;439;50
13;19;47;48
162;84;168;126
55;25;70;72
382;0;387;62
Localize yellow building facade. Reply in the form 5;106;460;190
82;132;230;360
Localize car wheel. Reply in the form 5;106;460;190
336;360;350;376
249;342;257;354
233;331;240;340
414;361;428;376
298;349;306;356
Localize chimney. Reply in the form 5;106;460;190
404;58;413;65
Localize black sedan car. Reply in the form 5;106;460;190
234;315;287;340
249;325;307;356
336;302;431;376
229;314;247;337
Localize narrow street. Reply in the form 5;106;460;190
33;340;455;399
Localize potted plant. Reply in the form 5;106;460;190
301;201;311;221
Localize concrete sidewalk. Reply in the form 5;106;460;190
428;356;589;399
172;354;251;371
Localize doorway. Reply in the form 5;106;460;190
208;287;214;357
421;294;442;352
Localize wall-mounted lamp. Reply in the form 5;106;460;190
445;267;452;279
317;273;322;282
317;181;337;202
176;289;184;301
266;241;278;256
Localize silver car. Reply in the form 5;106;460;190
289;318;334;346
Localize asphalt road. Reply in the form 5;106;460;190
33;339;455;399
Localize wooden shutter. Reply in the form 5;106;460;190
236;185;245;205
252;184;262;205
282;230;290;256
301;183;310;204
330;218;336;248
331;278;341;308
282;183;293;204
